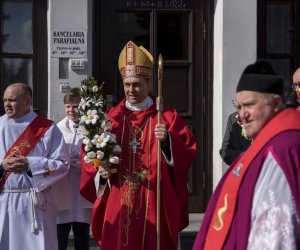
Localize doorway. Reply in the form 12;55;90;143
93;0;213;212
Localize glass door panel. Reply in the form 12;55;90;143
157;12;190;60
267;3;291;54
2;58;33;89
2;0;32;54
117;12;151;50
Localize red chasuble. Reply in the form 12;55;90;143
80;98;196;250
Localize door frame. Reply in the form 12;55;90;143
92;0;214;212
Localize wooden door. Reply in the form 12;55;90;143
93;0;213;212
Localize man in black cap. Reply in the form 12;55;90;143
194;61;300;249
219;60;275;166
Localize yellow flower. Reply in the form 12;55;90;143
93;158;101;168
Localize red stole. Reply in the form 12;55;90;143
204;108;300;249
0;115;53;189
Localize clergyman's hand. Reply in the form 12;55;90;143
98;161;111;179
154;124;167;142
2;156;29;172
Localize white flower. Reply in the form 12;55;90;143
83;138;90;145
91;139;97;145
109;156;119;164
110;134;117;143
79;99;87;110
92;109;98;115
96;150;104;160
103;135;111;143
79;98;91;111
83;110;99;125
113;145;122;153
87;151;96;159
80;115;87;123
81;85;87;91
95;101;104;107
92;134;104;148
92;86;99;92
84;145;91;152
84;155;92;163
91;119;98;125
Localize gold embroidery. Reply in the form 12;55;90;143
119;115;152;248
122;170;147;246
9;140;31;156
213;193;229;231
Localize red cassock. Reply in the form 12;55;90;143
80;98;196;250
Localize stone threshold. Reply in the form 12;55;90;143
68;213;203;239
182;213;203;233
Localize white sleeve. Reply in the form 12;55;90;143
94;171;112;197
247;151;299;250
28;124;70;192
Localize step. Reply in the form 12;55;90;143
67;213;203;250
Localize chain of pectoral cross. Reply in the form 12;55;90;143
125;116;149;154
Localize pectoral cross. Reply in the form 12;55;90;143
129;136;141;154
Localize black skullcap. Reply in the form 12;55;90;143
236;60;283;95
242;60;276;75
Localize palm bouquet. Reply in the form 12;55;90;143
78;77;121;169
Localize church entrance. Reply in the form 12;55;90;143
93;0;213;212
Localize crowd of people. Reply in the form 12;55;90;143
0;40;300;250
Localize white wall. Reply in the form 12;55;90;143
48;0;92;122
213;0;257;188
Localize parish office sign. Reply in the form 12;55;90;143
51;29;87;58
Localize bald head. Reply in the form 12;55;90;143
293;68;300;101
3;83;32;118
293;68;300;84
6;83;32;98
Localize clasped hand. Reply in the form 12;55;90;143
2;156;29;172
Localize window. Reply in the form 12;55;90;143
257;0;298;105
2;0;33;89
0;0;47;116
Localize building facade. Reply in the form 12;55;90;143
0;0;298;213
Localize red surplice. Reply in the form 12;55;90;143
80;98;196;250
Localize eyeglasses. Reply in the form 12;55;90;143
292;82;300;92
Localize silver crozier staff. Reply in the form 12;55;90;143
156;54;163;250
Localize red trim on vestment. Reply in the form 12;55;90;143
204;108;300;249
0;115;53;189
